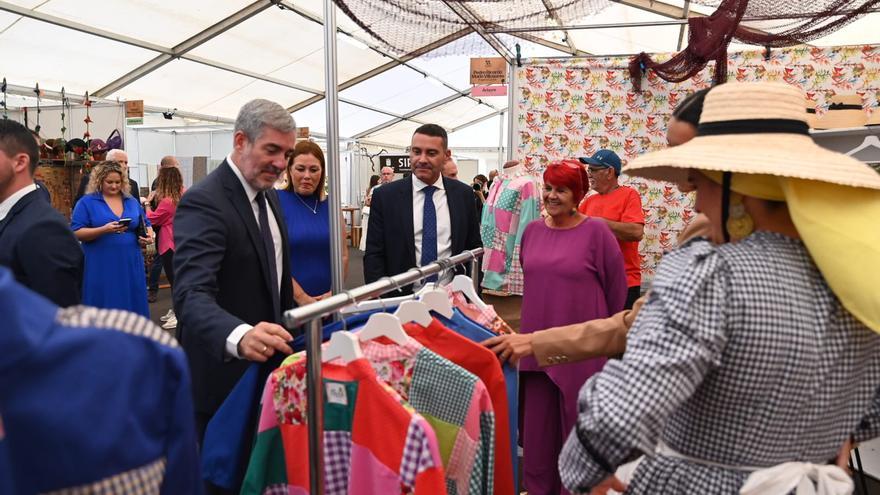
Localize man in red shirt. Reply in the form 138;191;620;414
578;149;645;309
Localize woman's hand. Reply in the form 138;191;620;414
589;475;627;495
481;333;535;365
314;291;333;301
138;235;152;247
836;437;854;471
102;220;126;235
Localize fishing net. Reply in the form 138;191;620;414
332;0;878;89
629;0;880;90
332;0;612;56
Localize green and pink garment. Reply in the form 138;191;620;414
480;173;542;295
242;337;496;495
241;357;445;494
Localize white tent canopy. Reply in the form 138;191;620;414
1;0;879;148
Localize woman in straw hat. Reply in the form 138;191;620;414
558;81;880;495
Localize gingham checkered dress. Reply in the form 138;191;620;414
559;232;880;494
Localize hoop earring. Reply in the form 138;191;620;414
726;194;754;240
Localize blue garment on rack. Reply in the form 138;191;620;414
0;267;200;495
201;310;379;490
435;309;520;490
0;425;14;495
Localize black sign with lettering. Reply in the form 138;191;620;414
378;155;411;173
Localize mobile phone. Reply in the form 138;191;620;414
117;218;133;227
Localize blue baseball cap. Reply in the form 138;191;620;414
579;149;622;175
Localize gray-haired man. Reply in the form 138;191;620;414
172;99;297;454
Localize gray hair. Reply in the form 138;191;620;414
107;149;127;162
234;99;296;142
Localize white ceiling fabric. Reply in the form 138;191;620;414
0;0;876;146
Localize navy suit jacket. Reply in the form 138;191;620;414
0;188;83;307
172;160;294;416
363;175;482;293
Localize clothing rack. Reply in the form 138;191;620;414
282;248;484;495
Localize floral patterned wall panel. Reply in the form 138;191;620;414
514;44;880;281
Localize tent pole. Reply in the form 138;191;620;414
506;62;515;163
324;0;344;304
498;110;504;170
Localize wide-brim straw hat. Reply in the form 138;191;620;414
625;81;880;334
625;82;880;190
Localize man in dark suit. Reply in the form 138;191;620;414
0;119;82;306
364;124;482;291
172;99;296;454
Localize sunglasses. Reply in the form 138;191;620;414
587;166;610;174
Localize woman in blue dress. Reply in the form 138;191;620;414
277;141;348;306
72;161;153;317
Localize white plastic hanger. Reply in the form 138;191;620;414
450;274;489;311
322;331;364;363
418;288;454;318
394;300;433;326
358;312;408;345
846;135;880;156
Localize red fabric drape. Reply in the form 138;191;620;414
629;0;880;90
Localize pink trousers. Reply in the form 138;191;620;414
521;371;577;495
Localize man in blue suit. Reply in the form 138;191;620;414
0;119;82;306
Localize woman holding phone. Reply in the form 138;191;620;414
72;161;153;317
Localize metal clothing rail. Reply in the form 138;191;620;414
282;248;484;495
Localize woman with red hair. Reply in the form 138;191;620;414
518;159;627;494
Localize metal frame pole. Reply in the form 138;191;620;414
506;62;516;163
292;248;484;495
487;18;689;33
309;0;342;492
497;110;505;169
284;248;485;327
470;256;480;294
304;318;325;495
324;0;344;298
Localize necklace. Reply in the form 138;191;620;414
294;192;319;214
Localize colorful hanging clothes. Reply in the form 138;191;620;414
244;358;446;495
243;336;495;495
446;288;514;335
404;318;517;495
480;171;541;295
202;311;380;491
346;337;495;495
434;309;520;494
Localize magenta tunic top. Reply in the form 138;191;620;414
519;218;627;406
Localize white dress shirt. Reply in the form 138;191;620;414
0;183;38;222
412;175;452;265
225;156;284;359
